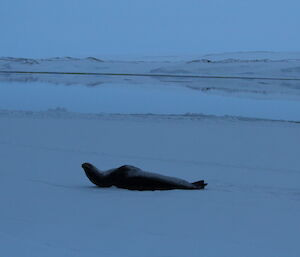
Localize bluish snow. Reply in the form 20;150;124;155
0;110;299;257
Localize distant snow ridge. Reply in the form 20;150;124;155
186;58;299;64
39;56;104;62
0;56;105;69
202;51;300;61
0;57;39;65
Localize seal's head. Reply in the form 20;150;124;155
81;162;100;174
82;162;93;170
81;162;112;187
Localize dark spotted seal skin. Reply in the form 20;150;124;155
82;163;207;191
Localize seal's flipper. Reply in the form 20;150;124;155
192;180;207;189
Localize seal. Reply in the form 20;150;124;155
82;163;207;191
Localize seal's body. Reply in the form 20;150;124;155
82;163;207;191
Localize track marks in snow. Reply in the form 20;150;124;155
213;182;300;201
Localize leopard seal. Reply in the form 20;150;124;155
82;163;207;191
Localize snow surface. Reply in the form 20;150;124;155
0;110;300;257
1;52;300;257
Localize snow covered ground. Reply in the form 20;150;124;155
0;52;300;257
0;111;300;257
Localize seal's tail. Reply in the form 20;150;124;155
192;180;207;189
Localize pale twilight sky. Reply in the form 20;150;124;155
1;0;299;58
